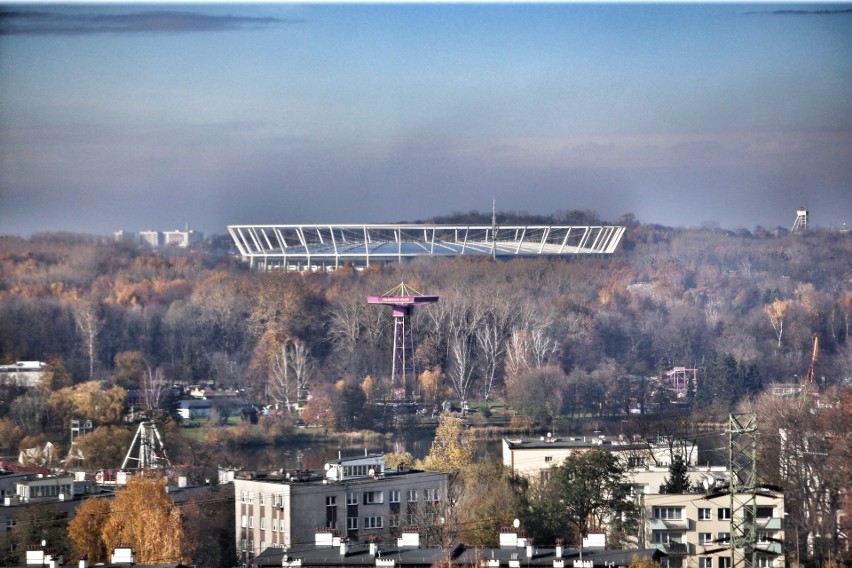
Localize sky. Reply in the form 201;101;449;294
1;3;850;236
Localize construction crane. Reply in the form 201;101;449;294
804;334;819;387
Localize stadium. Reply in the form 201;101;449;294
228;223;625;271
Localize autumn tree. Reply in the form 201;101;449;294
419;367;446;405
49;381;126;426
764;299;791;349
455;458;517;547
300;389;336;430
68;496;111;563
72;426;133;470
114;350;146;390
419;412;476;473
38;356;73;392
101;477;187;564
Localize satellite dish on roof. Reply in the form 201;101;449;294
324;463;331;471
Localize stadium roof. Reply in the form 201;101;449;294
227;223;625;270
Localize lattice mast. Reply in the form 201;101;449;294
121;421;170;470
367;283;439;392
729;413;758;568
791;208;809;233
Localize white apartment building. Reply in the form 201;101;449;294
503;435;698;482
233;454;448;563
0;361;45;388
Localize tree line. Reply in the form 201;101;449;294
0;219;850;434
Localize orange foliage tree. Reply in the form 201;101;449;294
67;497;111;563
102;477;187;564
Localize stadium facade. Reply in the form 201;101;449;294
228;223;625;271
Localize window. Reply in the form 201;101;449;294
654;532;676;544
758;532;771;543
259;493;265;506
248;492;255;504
698;508;712;521
389;490;400;503
757;557;773;568
628;456;645;468
272;519;278;532
699;558;713;568
364;491;383;504
653;507;683;520
389;514;399;528
326;496;337;506
699;533;713;545
717;533;730;544
347;517;358;530
241;515;247;528
407;489;418;502
719;558;732;568
249;516;254;529
241;491;247;504
347;492;358;505
756;507;775;519
260;518;266;531
364;516;383;529
260;542;266;552
424;488;440;502
545;456;553;463
718;508;731;520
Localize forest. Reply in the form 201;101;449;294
1;217;850;444
0;214;850;568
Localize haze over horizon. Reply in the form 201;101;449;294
1;3;850;237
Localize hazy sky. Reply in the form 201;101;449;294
1;3;850;236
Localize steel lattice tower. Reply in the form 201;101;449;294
121;421;170;470
367;283;438;394
729;413;758;568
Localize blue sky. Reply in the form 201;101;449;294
1;3;850;236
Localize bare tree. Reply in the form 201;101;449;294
73;299;103;381
270;337;313;412
475;322;504;401
447;334;475;403
141;365;165;417
748;389;851;567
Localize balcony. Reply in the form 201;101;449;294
759;518;782;531
652;542;689;555
650;518;687;531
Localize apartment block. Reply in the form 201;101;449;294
640;490;785;568
233;454;448;564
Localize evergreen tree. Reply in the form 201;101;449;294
661;453;691;494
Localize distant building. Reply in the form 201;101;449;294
163;229;202;248
502;435;698;483
233;454;449;563
0;361;45;388
665;368;697;399
139;230;162;247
